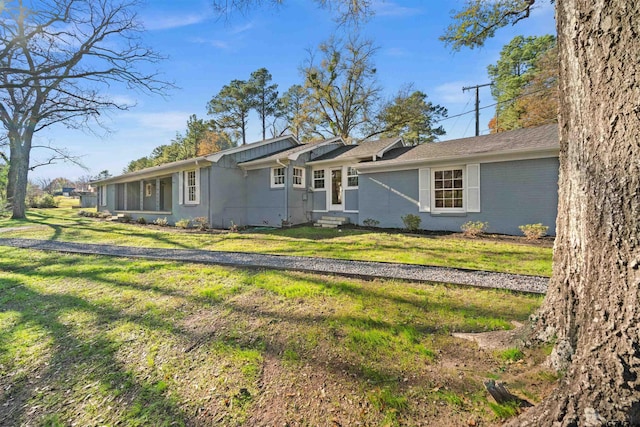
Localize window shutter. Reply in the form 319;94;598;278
194;168;201;204
178;171;184;205
466;163;481;212
418;168;430;212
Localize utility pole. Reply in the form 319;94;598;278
462;83;492;136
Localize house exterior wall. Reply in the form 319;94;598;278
311;189;327;211
170;167;211;224
210;164;247;228
244;162;311;227
358;157;559;235
246;168;286;226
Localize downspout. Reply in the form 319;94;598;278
277;159;288;226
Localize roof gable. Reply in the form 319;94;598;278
307;137;405;164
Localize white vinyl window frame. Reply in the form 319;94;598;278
178;168;200;205
271;167;285;188
418;164;480;214
346;166;359;188
432;166;465;213
292;167;305;188
312;169;325;190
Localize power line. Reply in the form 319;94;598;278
462;83;492;136
435;86;552;125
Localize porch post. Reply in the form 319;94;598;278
140;181;144;210
156;178;161;211
124;184;127;210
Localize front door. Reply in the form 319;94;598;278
330;168;343;211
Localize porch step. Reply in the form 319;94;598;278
108;213;125;221
314;216;350;228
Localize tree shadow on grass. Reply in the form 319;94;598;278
0;277;188;426
0;248;541;425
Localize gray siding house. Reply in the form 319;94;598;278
93;135;300;228
356;125;559;235
93;124;559;236
305;137;407;224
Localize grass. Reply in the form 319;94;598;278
0;207;553;276
0;244;555;426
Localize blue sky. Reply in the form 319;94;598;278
31;0;555;182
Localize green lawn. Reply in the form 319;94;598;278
0;246;553;426
0;208;553;276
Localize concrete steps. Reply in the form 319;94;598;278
314;216;349;228
109;213;126;221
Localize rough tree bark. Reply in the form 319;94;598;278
509;0;640;424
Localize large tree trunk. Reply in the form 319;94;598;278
8;133;31;219
510;0;640;425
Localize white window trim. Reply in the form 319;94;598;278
431;165;466;213
179;169;200;205
100;185;107;206
466;163;481;212
145;183;153;197
292;167;305;188
346;166;359;189
432;166;465;213
418;168;430;212
271;167;285;188
312;169;325;190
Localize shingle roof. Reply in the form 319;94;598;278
309;137;403;163
238;137;343;165
359;124;558;169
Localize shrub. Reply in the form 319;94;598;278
229;220;238;233
136;217;147;225
29;194;58;208
461;221;488;237
153;217;169;227
362;218;380;228
120;214;133;223
519;223;549;240
175;218;191;229
400;214;421;232
193;216;209;231
99;211;112;219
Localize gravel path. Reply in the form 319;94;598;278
0;238;548;294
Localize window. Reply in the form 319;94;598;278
145;183;153;197
347;167;358;188
419;165;480;214
179;169;199;205
292;167;305;188
185;170;198;204
313;170;325;189
100;185;107;206
433;168;464;209
271;167;285;188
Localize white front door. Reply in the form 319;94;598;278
329;168;343;211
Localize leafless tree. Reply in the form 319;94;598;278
0;0;171;218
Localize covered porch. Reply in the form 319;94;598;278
114;176;173;214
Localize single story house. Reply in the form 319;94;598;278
356;124;559;236
93;124;559;235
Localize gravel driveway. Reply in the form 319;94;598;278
0;238;548;294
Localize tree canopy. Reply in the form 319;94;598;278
487;34;557;131
0;0;170;218
370;86;447;144
249;68;279;140
124;115;234;173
